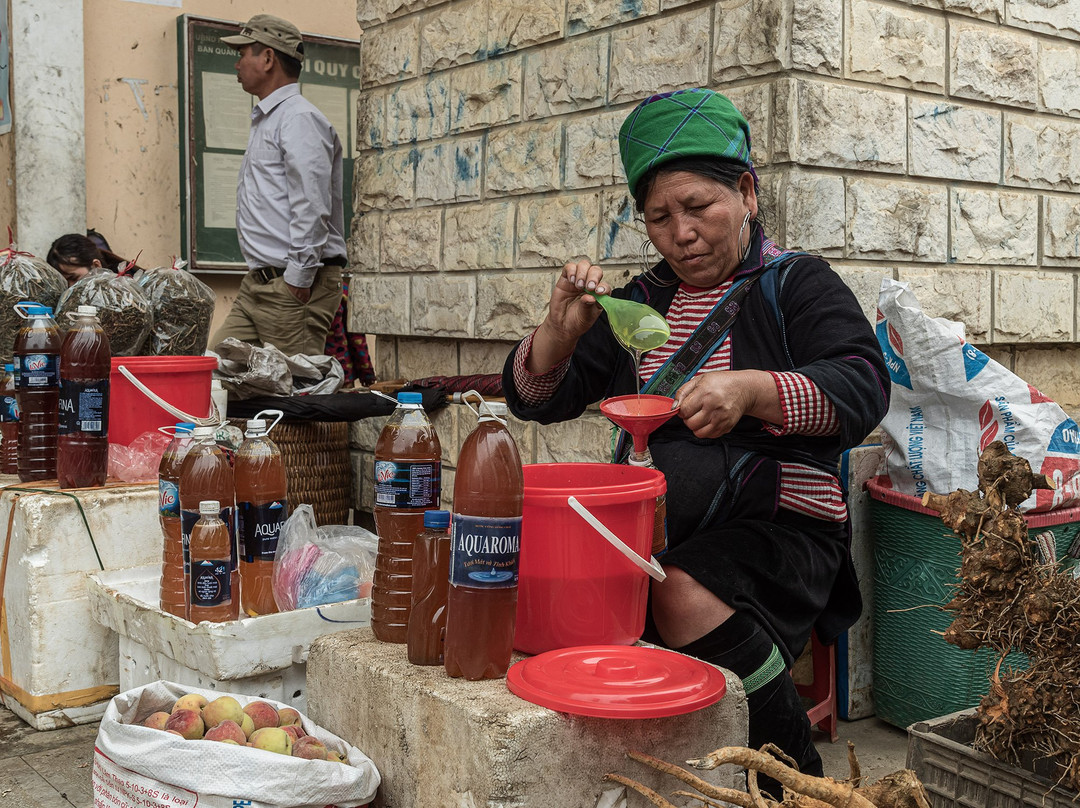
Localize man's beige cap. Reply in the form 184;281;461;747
221;14;304;62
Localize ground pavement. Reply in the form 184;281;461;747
0;702;909;807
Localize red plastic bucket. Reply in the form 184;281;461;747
514;462;666;654
108;356;217;445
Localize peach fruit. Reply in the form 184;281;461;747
249;727;293;756
281;724;306;742
277;707;302;727
172;693;208;714
242;700;279;731
202;696;244;729
204;719;247;744
164;709;204;740
240;712;255;739
141;711;171;731
291;736;328;760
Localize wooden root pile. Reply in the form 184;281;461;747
604;744;930;808
923;440;1080;790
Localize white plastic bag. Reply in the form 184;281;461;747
92;680;380;808
272;505;378;610
876;278;1080;511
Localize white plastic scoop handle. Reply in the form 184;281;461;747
567;495;667;582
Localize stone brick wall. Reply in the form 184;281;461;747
348;0;1080;514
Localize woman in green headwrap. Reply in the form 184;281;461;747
502;88;890;782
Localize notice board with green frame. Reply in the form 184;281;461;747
177;14;361;273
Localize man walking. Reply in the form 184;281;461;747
213;14;346;357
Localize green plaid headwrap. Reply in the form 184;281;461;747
618;88;753;201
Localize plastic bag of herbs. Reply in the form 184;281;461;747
56;265;152;356
0;246;68;364
138;258;216;355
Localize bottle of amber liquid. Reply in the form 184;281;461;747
407;509;452;666
188;499;239;623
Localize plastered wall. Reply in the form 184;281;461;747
82;0;360;268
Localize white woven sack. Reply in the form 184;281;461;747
93;680;380;808
876;278;1080;512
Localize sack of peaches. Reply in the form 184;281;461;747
93;680;380;808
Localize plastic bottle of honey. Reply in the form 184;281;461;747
235;414;288;616
371;392;441;643
407;509;452;665
0;364;19;475
188;499;238;622
57;305;111;488
179;426;236;618
444;399;524;680
12;302;61;482
158;422;195;618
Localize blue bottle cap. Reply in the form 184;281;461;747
423;510;451;530
175;422;196;432
397;392;423;404
4;364;12;372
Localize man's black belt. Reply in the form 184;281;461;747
251;256;347;284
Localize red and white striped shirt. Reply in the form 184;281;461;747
513;280;849;522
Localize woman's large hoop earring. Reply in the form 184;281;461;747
639;239;678;287
738;210;753;263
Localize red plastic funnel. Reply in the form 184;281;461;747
600;394;679;454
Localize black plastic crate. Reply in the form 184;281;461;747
907;710;1077;808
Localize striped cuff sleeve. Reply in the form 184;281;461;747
512;330;572;407
764;371;841;437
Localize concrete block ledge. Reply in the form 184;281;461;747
307;628;748;807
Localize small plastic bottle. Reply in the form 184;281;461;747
57;305;111;488
235;414;288;616
444;398;524;681
158;423;195;618
12;302;61;482
188;499;238;623
371;392;441;643
0;363;20;475
407;509;452;666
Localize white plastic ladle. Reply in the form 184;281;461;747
567;495;667;582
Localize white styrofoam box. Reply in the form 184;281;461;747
840;442;886;720
0;482;160;730
86;565;370;711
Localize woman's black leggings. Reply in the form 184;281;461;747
675;611;822;797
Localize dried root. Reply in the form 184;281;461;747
925;440;1080;792
606;744;930;808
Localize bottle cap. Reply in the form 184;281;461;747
199;500;220;515
175;422;195;433
397;392;423;404
245;418;268;436
192;425;216;439
480;401;508;417
423;510;451;530
76;305;98;316
4;364;12;372
17;302;49;316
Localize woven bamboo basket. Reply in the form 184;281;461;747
233;419;351;526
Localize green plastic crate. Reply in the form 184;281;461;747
868;477;1080;729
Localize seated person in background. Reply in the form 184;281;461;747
46;234;105;285
501;88;891;785
46;232;139;285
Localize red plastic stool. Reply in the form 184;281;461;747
795;631;838;742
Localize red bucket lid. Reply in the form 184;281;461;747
506;645;727;718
